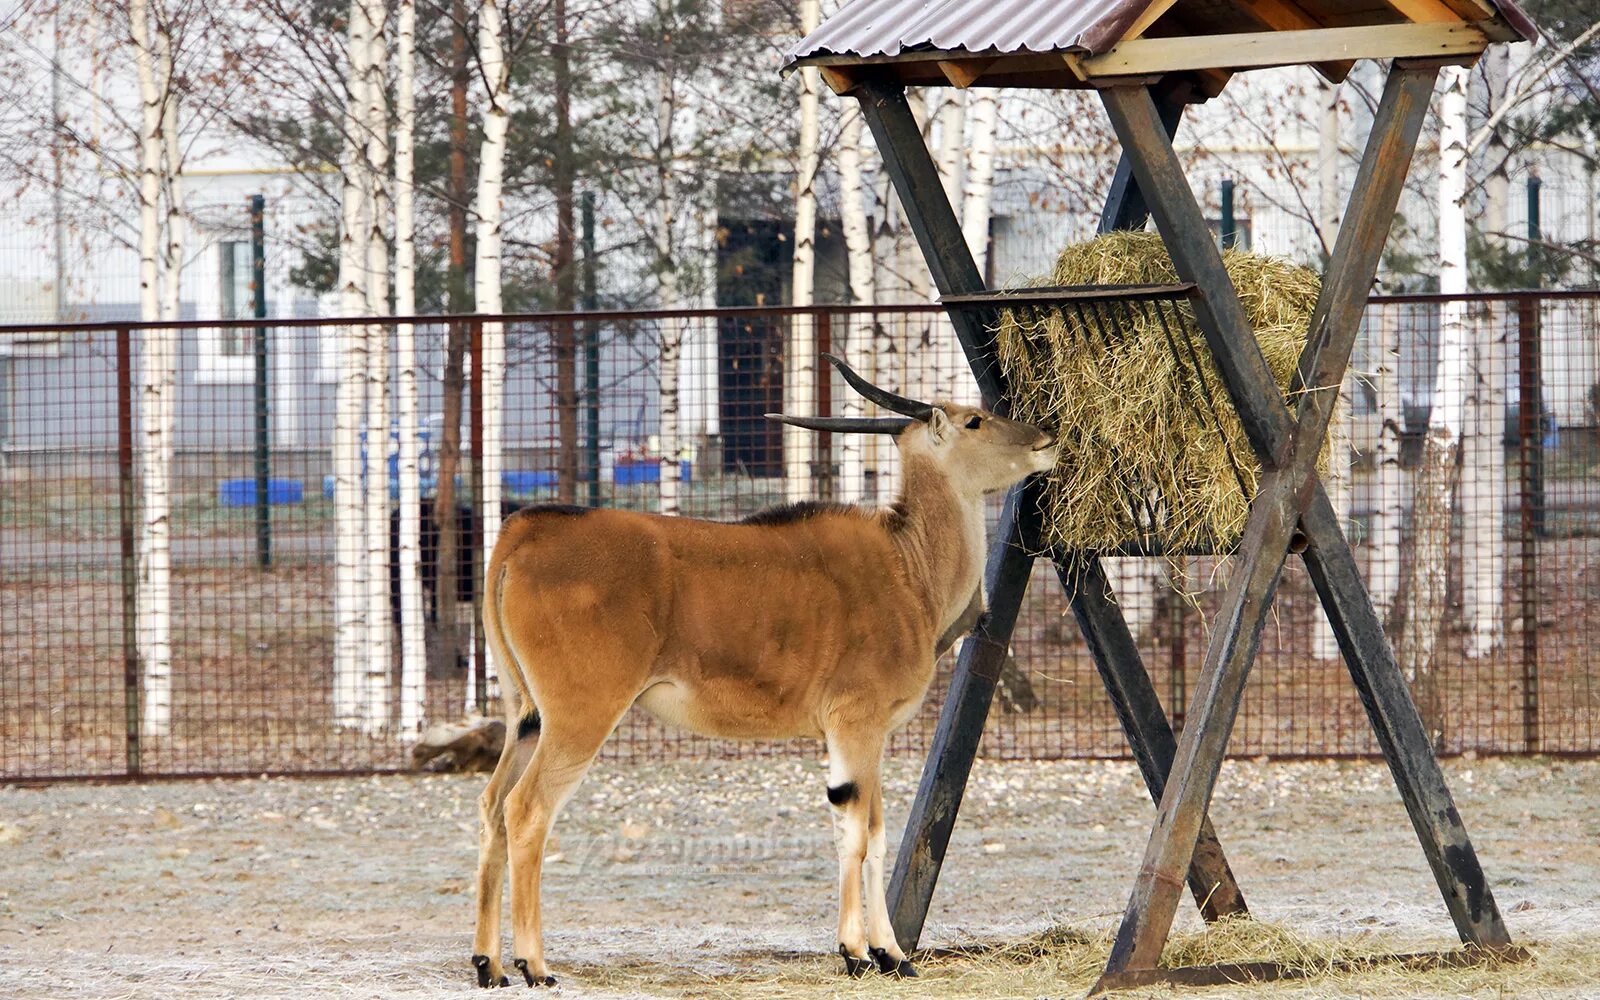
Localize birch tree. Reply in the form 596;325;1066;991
962;91;999;278
1368;307;1404;625
927;90;970;406
1313;80;1348;661
836;103;875;503
130;0;180;737
361;0;393;733
653;0;684;515
394;0;427;735
784;0;821;503
1461;45;1511;658
1398;65;1473;737
471;0;512;709
333;0;373;728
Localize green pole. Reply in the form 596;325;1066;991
1219;178;1237;250
582;192;601;507
251;194;271;567
1527;174;1541;281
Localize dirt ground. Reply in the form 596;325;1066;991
1;756;1597;999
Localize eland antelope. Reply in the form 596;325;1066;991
470;354;1057;988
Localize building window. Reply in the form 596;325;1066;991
218;240;255;356
1206;218;1253;252
197;239;259;383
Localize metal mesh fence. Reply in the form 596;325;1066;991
2;292;1597;780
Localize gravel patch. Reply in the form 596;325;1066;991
1;756;1597;998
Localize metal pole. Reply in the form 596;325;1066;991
816;311;831;497
116;327;141;776
1219;178;1237;250
1527;174;1542;270
1527;175;1546;537
251;194;271;567
470;317;487;714
582;191;600;507
1516;292;1541;751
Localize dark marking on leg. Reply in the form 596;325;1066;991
870;947;918;977
513;959;556;988
839;944;871;979
827;781;858;807
517;712;541;741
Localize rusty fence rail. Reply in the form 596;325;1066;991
0;292;1596;781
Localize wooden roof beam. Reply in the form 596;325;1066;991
1078;22;1488;79
1119;0;1182;42
937;58;997;88
1230;0;1356;82
1378;0;1463;21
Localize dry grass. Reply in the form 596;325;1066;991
995;231;1327;553
582;918;1600;1000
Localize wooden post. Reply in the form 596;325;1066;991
1093;63;1512;987
859;74;1246;954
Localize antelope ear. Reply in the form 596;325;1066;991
926;407;954;445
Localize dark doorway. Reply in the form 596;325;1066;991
715;217;792;476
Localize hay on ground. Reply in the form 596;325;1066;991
995;231;1329;553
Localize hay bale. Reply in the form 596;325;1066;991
995;231;1327;552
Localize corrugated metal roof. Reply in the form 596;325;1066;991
786;0;1146;66
784;0;1537;70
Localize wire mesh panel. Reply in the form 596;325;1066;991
2;294;1599;781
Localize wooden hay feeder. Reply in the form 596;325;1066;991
785;0;1537;993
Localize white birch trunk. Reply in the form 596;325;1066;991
655;23;682;516
471;0;511;710
132;0;175;737
333;0;372;727
1462;46;1509;658
1369;307;1404;625
784;0;820;503
1104;557;1156;641
1312;81;1348;660
962;91;998;278
837;104;875;504
1399;65;1471;735
393;0;426;736
362;0;392;733
930;90;968;407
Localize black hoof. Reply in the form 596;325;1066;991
472;954;504;989
869;947;918;978
840;944;872;979
512;959;557;988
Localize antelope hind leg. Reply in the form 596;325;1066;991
471;713;539;988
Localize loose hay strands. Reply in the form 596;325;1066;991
994;231;1327;553
578;918;1597;1000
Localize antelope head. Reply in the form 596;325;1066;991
769;354;1058;495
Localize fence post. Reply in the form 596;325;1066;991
251;194;272;568
816;311;831;498
1515;294;1541;752
582;191;601;507
470;317;488;716
116;326;141;776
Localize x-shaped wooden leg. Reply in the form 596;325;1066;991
854;76;1248;955
1093;62;1514;987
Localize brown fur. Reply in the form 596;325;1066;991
470;403;1056;986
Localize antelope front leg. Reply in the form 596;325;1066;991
863;784;916;977
825;728;884;977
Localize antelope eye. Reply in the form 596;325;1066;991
965;416;983;430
